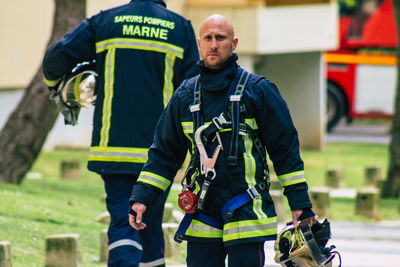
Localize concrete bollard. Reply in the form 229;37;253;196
355;188;380;220
365;165;383;187
100;229;108;263
60;160;81;179
45;234;82;267
163;202;174;223
95;211;111;225
325;167;344;188
309;187;330;218
162;223;180;259
0;241;12;267
270;190;285;222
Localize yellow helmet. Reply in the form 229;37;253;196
274;219;340;267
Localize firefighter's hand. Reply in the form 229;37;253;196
291;209;318;227
129;202;147;230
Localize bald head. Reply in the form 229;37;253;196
197;14;238;70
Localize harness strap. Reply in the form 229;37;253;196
228;70;250;165
174;212;223;243
221;181;268;220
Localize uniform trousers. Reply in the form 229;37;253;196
187;240;265;267
102;174;170;267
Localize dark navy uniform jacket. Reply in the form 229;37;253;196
130;55;313;246
42;0;199;175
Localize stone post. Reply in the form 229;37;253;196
162;223;179;259
270;190;285;222
45;234;81;267
0;241;11;267
365;165;383;187
325;167;344;188
60;160;81;179
309;187;330;218
100;229;108;263
355;188;379;220
163;202;174;223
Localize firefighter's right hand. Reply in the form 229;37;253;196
129;202;147;230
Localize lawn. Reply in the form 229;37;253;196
0;142;398;266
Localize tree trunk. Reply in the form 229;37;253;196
0;0;86;184
382;0;400;198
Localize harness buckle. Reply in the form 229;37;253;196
212;113;228;130
230;95;242;102
190;103;201;113
246;186;261;200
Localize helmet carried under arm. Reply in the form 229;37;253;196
50;61;97;125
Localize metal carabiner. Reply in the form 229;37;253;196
194;124;222;180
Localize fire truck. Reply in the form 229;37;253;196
325;0;398;130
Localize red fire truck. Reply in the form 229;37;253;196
325;0;398;130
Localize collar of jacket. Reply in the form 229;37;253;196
197;53;238;92
130;0;166;8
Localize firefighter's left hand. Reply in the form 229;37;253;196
129;202;147;230
291;209;318;227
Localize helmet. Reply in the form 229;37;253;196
51;62;97;125
274;219;340;267
58;62;97;108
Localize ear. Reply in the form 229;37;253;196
232;37;238;51
197;38;201;49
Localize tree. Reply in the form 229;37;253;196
382;0;400;198
0;0;85;184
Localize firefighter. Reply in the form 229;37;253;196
42;0;199;266
129;14;317;266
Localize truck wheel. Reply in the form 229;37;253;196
327;82;345;131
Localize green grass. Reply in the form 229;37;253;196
0;143;398;266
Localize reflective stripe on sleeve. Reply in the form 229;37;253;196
139;258;166;267
185;219;223;239
277;170;306;186
89;146;148;163
43;76;63;87
137;171;171;191
108;239;142;251
223;218;277;242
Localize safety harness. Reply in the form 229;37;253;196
175;69;271;243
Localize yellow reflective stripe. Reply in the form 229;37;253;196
89;146;148;163
96;38;184;59
73;75;83;101
278;170;306;186
245;118;258;129
137;171;171;191
223;218;277;242
243;134;267;219
43;76;62;87
185;219;223;239
163;54;175;107
100;48;115;147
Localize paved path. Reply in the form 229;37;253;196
168;220;400;267
326;123;391;144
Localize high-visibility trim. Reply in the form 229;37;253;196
243;134;267;219
137;171;171;191
245;118;258;129
89;146;148;163
278;170;306;187
185;219;223;238
100;48;115;147
108;239;143;251
163;54;176;107
96;38;184;59
324;53;397;66
139;258;165;267
43;76;63;87
223;218;277;242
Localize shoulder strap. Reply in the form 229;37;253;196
228;69;250;165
